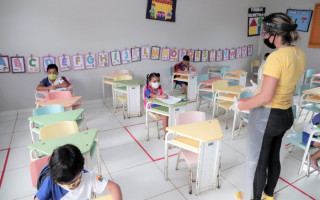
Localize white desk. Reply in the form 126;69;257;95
173;71;198;101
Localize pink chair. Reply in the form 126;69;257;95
46;91;82;110
29;155;51;188
175;111;205;194
114;69;130;74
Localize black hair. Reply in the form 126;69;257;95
49;144;84;184
183;55;190;61
264;53;270;58
146;72;160;85
47;64;59;72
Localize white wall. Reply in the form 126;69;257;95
0;0;266;111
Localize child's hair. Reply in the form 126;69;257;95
146;72;160;85
264;53;270;58
183;55;190;61
49;144;84;184
47;64;59;72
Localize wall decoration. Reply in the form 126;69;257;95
0;55;11;73
72;54;85;70
187;49;194;61
150;46;161;60
131;47;141;62
170;48;179;62
286;9;313;32
178;49;187;61
42;56;55;72
209;50;216;62
223;49;229;61
146;0;177;22
161;47;171;61
141;45;151;60
236;47;242;59
85;53;97;69
121;49;132;64
248;7;265;37
26;56;40;73
97;52;109;67
229;49;235;60
11;56;26;73
216;50;223;62
242;46;248;58
201;50;208;62
247;45;253;56
194;50;201;62
58;55;72;72
110;50;122;66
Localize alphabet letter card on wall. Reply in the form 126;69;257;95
42;56;55;72
11;56;26;73
85;53;97;69
170;48;179;62
201;50;208;62
187;49;194;61
0;55;11;73
58;55;72;72
223;49;229;61
141;45;151;60
229;49;235;60
121;49;132;64
150;46;161;60
26;56;40;73
110;50;122;66
247;45;253;56
194;50;201;62
131;47;141;62
178;49;187;61
161;47;170;61
236;47;242;59
72;54;85;70
216;50;223;62
242;46;247;58
209;50;216;62
98;52;109;67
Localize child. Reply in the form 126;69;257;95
35;144;122;200
144;73;169;137
302;113;320;171
173;55;196;96
36;64;68;91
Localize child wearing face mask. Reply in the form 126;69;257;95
144;73;169;136
36;64;69;91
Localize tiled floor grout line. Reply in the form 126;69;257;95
279;176;316;200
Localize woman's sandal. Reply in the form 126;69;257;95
235;191;243;200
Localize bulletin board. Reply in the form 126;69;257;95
286;9;313;32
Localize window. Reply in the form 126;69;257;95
308;3;320;48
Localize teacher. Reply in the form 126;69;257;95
232;13;306;200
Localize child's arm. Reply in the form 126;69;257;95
150;93;168;99
189;64;196;72
106;181;122;200
55;81;68;88
35;197;40;200
36;83;56;91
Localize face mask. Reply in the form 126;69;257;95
264;34;276;49
48;74;57;80
151;82;160;89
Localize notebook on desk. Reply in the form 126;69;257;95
157;96;181;104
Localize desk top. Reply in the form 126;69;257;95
166;119;223;142
147;98;187;108
28;108;85;126
225;69;248;75
303;87;320;95
102;73;131;79
113;79;144;86
199;78;222;85
35;96;82;108
208;66;228;70
173;71;198;76
215;85;243;94
28;129;98;155
312;73;320;78
306;95;320;103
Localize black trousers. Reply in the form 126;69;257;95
253;107;294;200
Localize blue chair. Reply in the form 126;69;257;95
221;67;239;86
297;84;320;122
33;104;64;116
197;74;209;85
304;69;316;84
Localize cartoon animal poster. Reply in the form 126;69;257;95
11;56;26;73
248;7;265;36
247;45;253;56
85;53;97;69
110;51;122;66
223;49;229;61
131;47;141;62
242;46;248;58
58;55;72;71
229;49;235;60
209;50;216;62
97;52;109;67
72;54;85;70
26;56;40;73
146;0;177;22
236;47;242;59
141;45;151;60
170;48;179;62
216;50;223;62
121;49;132;64
150;46;161;60
42;56;55;72
201;50;208;62
161;47;171;61
194;50;201;62
187;49;194;61
0;55;11;73
178;49;187;62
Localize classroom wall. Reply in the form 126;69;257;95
0;0;266;111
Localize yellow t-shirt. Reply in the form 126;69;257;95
262;46;306;109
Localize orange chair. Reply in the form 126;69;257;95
30;155;51;188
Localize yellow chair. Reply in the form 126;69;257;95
251;60;261;78
113;74;133;118
40;121;79;140
92;194;113;200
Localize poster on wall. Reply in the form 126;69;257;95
26;56;40;73
187;49;194;61
150;46;161;60
0;55;11;73
121;49;132;64
131;47;141;62
141;45;151;60
11;56;26;73
42;56;55;72
98;52;109;67
85;53;97;69
146;0;177;22
236;47;242;59
216;50;223;62
242;46;248;58
286;9;313;32
229;49;235;60
72;54;85;70
161;47;171;61
247;45;253;56
194;50;201;62
209;50;216;62
248;7;265;37
178;49;187;61
170;48;179;62
201;50;208;62
58;55;72;72
110;51;122;66
223;49;229;61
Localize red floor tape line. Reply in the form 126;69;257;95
125;120;159;128
0;148;10;188
279;177;316;200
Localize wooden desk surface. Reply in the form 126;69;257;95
225;69;248;75
198;78;222;85
173;71;198;76
102;73;131;79
35;96;82;108
215;85;243;94
303;87;320;95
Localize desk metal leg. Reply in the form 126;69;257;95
187;75;197;101
231;111;237;140
127;85;141;118
164;133;170;181
168;106;186;127
239;74;247;87
102;79;106;104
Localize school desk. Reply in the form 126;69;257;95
310;73;320;88
207;66;229;78
113;79;144;117
165;119;223;195
172;71;198;101
35;96;82;111
197;77;222;103
28;128;101;174
102;73;131;105
224;69;248;87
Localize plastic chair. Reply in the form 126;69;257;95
304;69;316;84
29;155;51;187
251;60;261;78
46;91;82;110
113;74;133;117
296;84;320;122
40;121;79;140
114;69;130;74
174;111;206;194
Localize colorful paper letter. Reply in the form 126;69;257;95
121;49;132;64
26;56;40;73
150;46;160;60
58;55;72;71
161;47;170;61
11;56;26;73
170;48;179;62
141;45;150;60
216;50;223;62
98;52;109;67
223;49;229;61
194;50;201;62
178;49;187;62
236;47;242;59
110;51;121;66
72;54;85;70
42;56;55;72
209;50;216;62
85;54;97;69
229;49;235;60
131;47;141;62
187;49;194;61
242;46;248;58
0;55;10;73
201;50;208;62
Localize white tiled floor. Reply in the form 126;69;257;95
0;98;319;200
